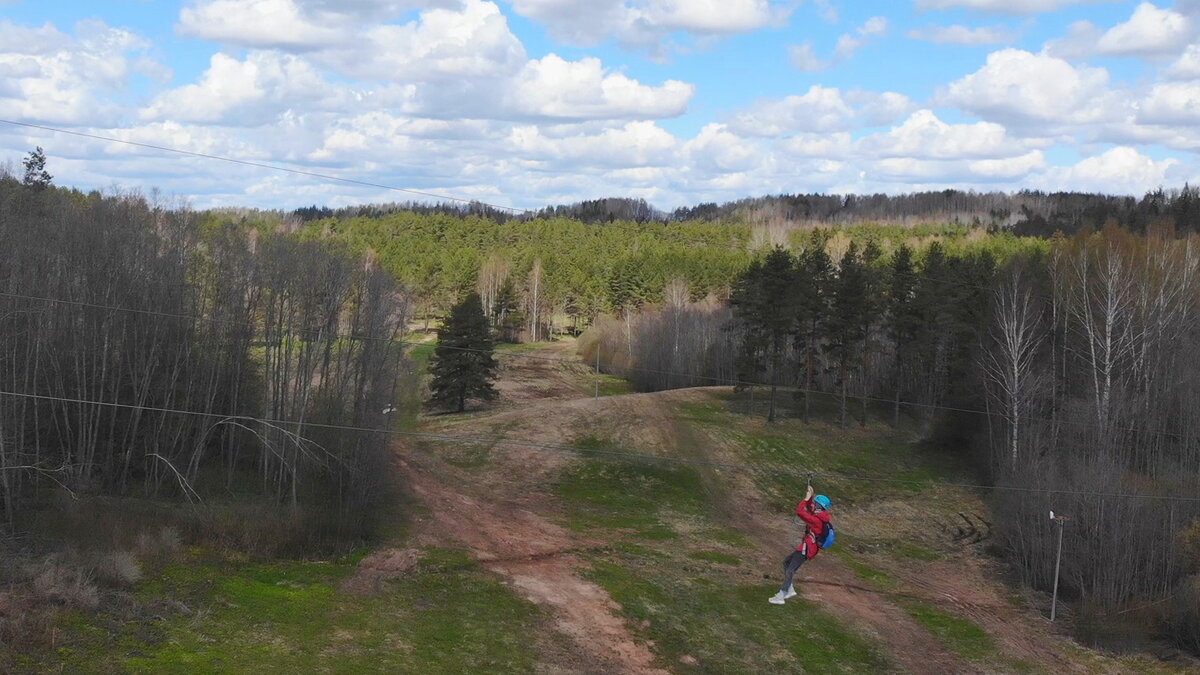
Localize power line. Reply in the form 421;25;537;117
1;286;1196;444
2;388;1198;503
0;119;535;215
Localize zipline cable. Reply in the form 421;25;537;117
0;287;1195;444
2;388;1198;503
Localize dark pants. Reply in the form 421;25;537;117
780;550;806;593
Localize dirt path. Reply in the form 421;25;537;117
401;454;667;674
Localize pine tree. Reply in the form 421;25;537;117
22;146;52;190
858;240;883;426
730;246;797;421
793;236;833;424
828;242;868;429
886;244;920;426
429;292;498;413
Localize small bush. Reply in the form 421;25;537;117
1161;576;1200;656
135;526;182;561
30;558;98;609
93;551;142;588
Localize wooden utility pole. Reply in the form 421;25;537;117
1050;510;1071;622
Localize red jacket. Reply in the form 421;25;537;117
795;499;831;559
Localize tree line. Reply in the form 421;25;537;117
0;171;411;547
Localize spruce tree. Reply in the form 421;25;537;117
429;292;498;413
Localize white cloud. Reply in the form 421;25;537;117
1167;45;1200;79
780;132;852;158
1137;82;1200;126
683;123;759;172
789;16;887;72
1096;2;1192;57
915;0;1102;13
726;86;912;136
177;0;456;50
508;120;678;167
859;109;1041;159
323;1;526;81
140;52;348;126
1044;146;1177;194
906;23;1016;45
153;3;693;126
812;0;838;23
0;19;159;126
969;150;1046;178
504;54;693;120
941;49;1121;127
506;0;787;49
788;42;827;71
1047;3;1192;59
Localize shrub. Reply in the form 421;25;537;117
92;551;142;588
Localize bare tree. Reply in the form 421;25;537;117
983;260;1047;469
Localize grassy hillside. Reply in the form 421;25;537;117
27;341;1195;673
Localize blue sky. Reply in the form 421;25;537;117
2;1;1200;209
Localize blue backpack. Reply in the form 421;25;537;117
818;521;835;549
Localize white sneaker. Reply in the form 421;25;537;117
768;591;786;605
785;586;797;599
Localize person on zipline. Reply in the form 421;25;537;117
769;483;832;605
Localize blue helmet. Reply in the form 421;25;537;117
813;494;831;511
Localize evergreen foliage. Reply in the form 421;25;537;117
429;293;499;412
22;146;52;190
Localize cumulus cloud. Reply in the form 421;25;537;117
151;2;695;126
1168;45;1200;79
915;0;1101;12
859;110;1042;159
1137;82;1200;126
141;52;349;126
177;0;459;50
726;86;912;136
1047;3;1193;59
906;23;1017;45
0;19;160;126
503;55;694;120
940;49;1122;127
506;0;787;50
1044;146;1178;194
322;1;526;81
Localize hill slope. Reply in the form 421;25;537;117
400;342;1195;674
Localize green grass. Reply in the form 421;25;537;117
680;394;970;510
44;548;543;674
689;550;742;565
556;437;707;537
407;341;436;372
594;374;632;397
901;601;996;663
838;554;899;591
588;556;891;673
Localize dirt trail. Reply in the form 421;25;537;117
401;454;667;675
